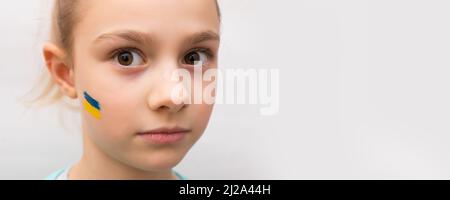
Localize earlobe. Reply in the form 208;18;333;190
43;42;78;99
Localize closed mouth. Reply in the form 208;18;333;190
137;127;191;144
137;127;191;135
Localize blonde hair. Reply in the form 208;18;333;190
24;0;81;107
28;0;221;107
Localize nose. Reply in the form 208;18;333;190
147;63;188;114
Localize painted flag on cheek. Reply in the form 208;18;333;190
83;91;101;120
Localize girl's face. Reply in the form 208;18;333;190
71;0;220;172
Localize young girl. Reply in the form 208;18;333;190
41;0;221;180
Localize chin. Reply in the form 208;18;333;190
133;153;185;172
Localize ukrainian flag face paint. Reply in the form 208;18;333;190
83;91;101;120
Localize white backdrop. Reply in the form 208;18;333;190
1;0;450;179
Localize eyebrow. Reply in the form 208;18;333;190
94;30;153;44
93;30;220;45
189;31;221;44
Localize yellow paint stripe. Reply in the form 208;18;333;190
83;99;101;120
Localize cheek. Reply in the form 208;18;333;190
99;92;140;134
184;103;213;145
81;92;140;146
190;103;214;134
189;78;216;130
80;87;147;158
77;64;144;139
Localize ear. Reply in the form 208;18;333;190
43;42;78;99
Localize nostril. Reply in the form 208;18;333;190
159;105;170;111
161;103;186;113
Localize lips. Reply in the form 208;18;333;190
137;127;190;144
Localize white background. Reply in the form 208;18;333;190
1;0;450;179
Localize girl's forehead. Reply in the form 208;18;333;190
77;0;220;42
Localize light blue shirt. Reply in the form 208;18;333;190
45;167;187;180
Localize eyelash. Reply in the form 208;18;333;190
108;47;215;65
187;48;214;59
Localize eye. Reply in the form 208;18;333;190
114;49;145;67
183;50;209;66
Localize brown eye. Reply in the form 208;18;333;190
115;50;144;67
183;51;208;66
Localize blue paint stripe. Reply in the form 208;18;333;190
84;91;100;110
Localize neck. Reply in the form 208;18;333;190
69;122;178;180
